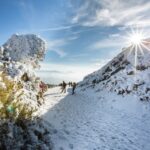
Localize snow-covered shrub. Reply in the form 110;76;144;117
0;73;52;149
0;34;47;114
0;119;52;150
0;34;53;149
0;72;37;121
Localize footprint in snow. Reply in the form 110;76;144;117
100;137;105;142
59;147;64;150
122;133;127;137
63;124;67;128
111;106;114;109
69;143;74;149
64;129;70;135
52;129;58;134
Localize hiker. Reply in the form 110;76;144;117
61;81;67;93
68;82;70;87
37;81;47;105
68;82;72;87
37;91;44;105
37;81;44;105
72;82;77;95
39;81;46;93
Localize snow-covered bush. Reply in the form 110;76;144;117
0;34;52;149
0;71;52;149
0;119;52;150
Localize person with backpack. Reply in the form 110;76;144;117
72;82;77;95
61;81;67;93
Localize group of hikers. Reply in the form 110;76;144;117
60;81;77;95
38;80;77;103
37;80;77;105
21;72;77;106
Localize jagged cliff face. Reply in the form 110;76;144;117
79;40;150;101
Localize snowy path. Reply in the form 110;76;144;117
40;87;150;150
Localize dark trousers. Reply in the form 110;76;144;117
72;88;75;95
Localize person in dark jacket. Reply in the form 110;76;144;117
72;82;77;95
61;81;67;93
68;82;71;87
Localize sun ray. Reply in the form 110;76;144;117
125;26;149;77
127;44;135;57
142;39;150;44
138;43;144;55
141;42;150;52
134;44;137;74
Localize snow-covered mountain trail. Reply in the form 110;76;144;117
39;87;150;150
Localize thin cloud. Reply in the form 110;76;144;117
90;38;124;50
68;53;89;61
71;0;150;27
37;25;75;32
53;49;67;57
47;35;79;57
47;39;67;57
37;70;72;74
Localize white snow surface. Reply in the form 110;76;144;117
39;86;150;150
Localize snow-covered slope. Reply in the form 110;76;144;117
40;86;150;150
79;40;150;101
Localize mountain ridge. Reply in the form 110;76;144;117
79;41;150;101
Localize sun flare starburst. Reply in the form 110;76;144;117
129;33;144;45
125;27;150;74
127;28;145;46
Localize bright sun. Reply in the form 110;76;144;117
129;33;144;45
127;28;145;46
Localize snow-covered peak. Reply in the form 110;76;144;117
79;41;150;101
2;34;46;67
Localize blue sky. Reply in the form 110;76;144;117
0;0;150;83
